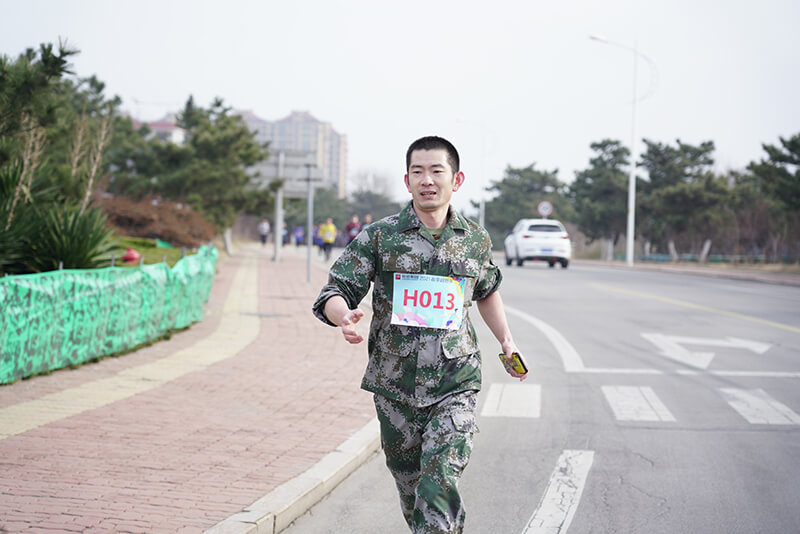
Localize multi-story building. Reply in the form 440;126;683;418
238;110;348;198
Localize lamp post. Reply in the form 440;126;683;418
305;163;316;283
589;35;655;267
272;151;285;262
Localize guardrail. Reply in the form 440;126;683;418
622;253;797;264
0;246;218;385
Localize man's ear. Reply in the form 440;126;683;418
452;171;465;192
404;174;411;192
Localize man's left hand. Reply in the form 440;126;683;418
501;342;528;381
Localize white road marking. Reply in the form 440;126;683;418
642;333;772;369
522;449;595;534
503;306;799;378
480;383;541;418
582;369;800;378
582;367;665;375
719;388;800;425
505;306;585;372
601;386;676;422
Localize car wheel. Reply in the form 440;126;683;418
560;259;569;269
516;256;524;267
548;260;555;268
505;250;512;266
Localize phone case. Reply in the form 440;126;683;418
499;352;528;374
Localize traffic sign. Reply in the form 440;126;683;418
537;200;553;218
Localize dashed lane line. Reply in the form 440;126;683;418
522;449;595;534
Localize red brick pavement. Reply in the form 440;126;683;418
0;245;376;533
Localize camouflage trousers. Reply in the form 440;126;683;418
373;390;478;534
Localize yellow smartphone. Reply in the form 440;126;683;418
499;352;528;374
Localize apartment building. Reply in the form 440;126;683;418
239;110;348;198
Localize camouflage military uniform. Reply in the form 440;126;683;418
312;201;502;533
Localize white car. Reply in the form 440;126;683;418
504;218;572;268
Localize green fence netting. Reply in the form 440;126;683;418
0;246;218;385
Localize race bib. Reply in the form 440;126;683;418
391;273;465;330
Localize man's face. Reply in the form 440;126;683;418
404;149;464;214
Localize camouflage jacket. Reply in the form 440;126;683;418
312;202;502;407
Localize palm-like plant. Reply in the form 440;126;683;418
24;202;117;272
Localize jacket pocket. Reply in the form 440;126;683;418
440;324;479;359
383;253;422;274
371;323;418;358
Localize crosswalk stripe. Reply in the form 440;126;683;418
478;384;800;426
601;386;676;422
480;383;541;418
719;388;800;425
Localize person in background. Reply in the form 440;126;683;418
313;224;323;255
317;217;337;261
293;225;304;246
257;218;270;246
362;213;373;230
345;214;362;244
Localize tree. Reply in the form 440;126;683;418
0;42;118;273
482;163;574;249
177;98;269;229
0;41;76;144
749;134;800;213
347;170;403;221
570;139;629;251
637;139;726;257
107;97;270;231
745;133;800;261
348;169;392;197
351;189;402;219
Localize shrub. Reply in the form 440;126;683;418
24;202;117;272
96;195;217;247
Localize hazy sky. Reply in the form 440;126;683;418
3;0;799;212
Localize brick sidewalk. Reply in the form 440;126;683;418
0;244;376;533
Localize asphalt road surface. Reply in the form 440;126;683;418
284;262;800;534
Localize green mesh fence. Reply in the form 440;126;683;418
0;246;218;385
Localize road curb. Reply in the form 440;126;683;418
204;418;381;534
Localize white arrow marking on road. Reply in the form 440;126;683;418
641;333;771;370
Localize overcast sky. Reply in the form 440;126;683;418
4;0;799;212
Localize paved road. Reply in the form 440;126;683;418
1;244;797;534
284;260;800;533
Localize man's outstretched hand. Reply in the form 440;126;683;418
340;308;365;344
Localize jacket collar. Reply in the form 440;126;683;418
398;201;469;234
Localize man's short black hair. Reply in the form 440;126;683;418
406;136;460;173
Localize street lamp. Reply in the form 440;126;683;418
589;35;656;266
305;163;316;283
